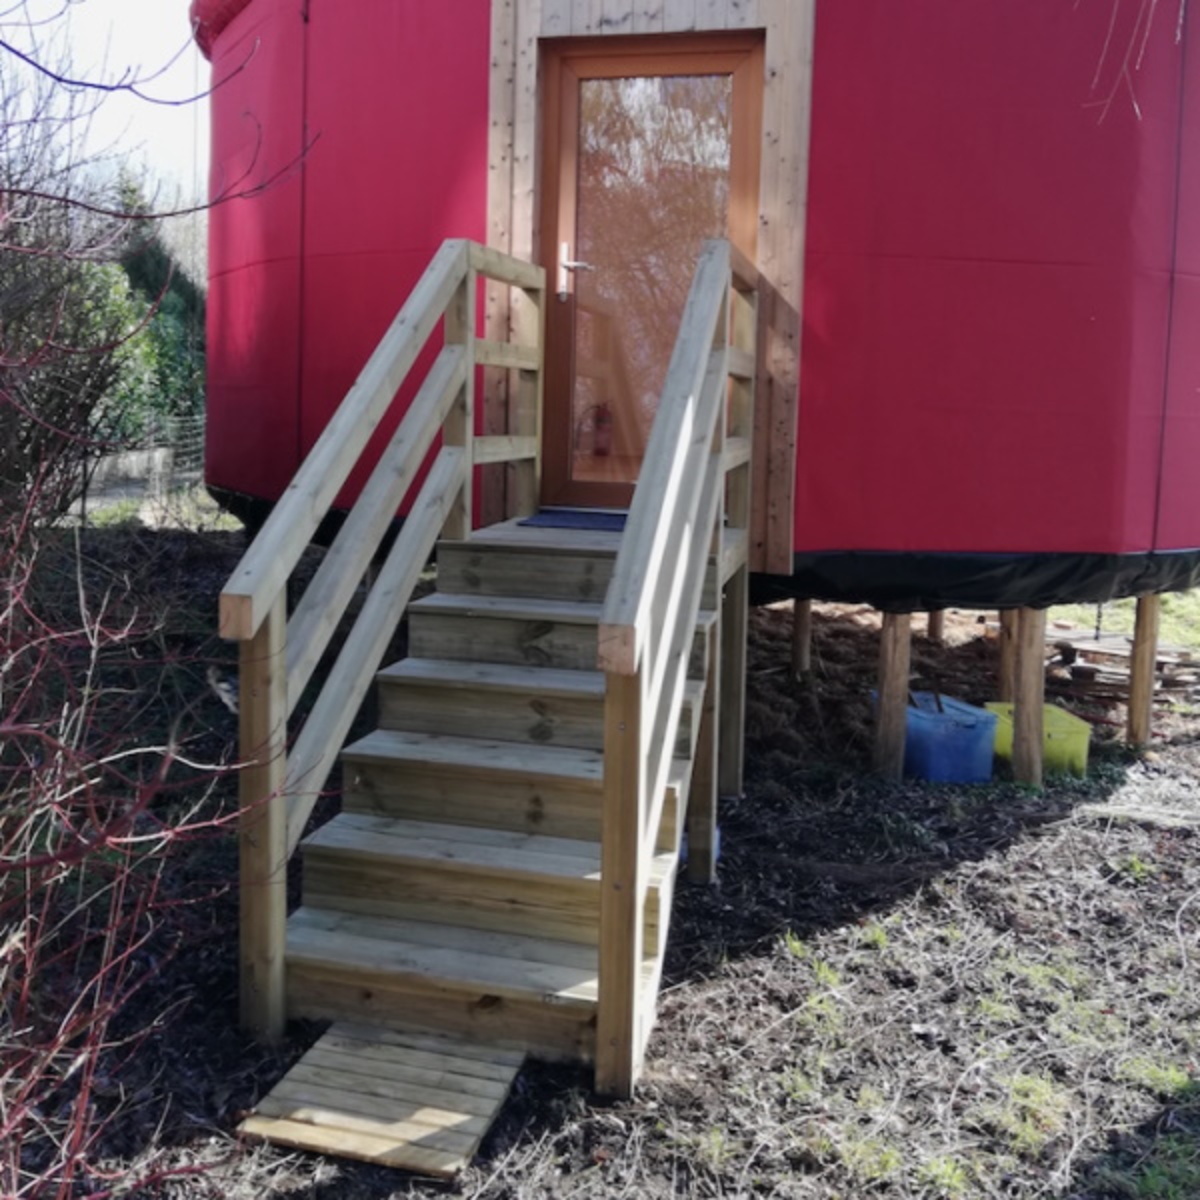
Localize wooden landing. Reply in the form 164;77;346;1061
239;1022;524;1178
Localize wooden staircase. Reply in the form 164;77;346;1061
221;239;759;1176
284;521;699;1064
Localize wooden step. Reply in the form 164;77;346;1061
376;657;702;755
303;812;677;949
341;729;686;848
239;1021;523;1178
437;522;733;608
285;907;601;1062
437;537;618;603
341;728;602;839
302;812;603;944
407;592;716;676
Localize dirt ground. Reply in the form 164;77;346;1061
16;527;1199;1200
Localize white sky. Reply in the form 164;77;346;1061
9;0;210;200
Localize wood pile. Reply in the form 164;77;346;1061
1042;629;1197;703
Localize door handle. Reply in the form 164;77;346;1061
558;241;595;300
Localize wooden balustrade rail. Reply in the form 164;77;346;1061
594;239;758;1097
223;239;546;1039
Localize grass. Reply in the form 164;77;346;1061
1052;591;1200;653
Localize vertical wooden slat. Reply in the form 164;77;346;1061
718;566;748;797
662;0;697;31
239;591;288;1041
596;670;647;1099
792;598;812;678
542;0;571;35
512;284;545;516
687;655;720;885
998;609;1018;702
727;0;761;28
1012;607;1047;787
485;0;518;527
752;0;815;574
694;0;727;29
729;286;756;438
632;0;666;33
1127;593;1160;747
600;0;635;34
927;610;946;644
873;612;911;779
443;271;477;540
512;0;542;266
575;0;602;34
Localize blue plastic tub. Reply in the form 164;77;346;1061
904;693;997;783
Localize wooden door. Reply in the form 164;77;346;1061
539;35;763;509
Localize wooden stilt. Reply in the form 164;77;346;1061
926;609;945;644
1012;607;1047;787
998;609;1018;702
873;612;912;779
791;598;813;678
1127;593;1161;748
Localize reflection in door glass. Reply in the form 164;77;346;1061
571;74;732;486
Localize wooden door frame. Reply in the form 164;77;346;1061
486;0;814;574
538;34;764;510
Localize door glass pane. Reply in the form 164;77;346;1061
571;74;732;487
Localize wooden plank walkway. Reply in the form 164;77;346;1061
239;1023;524;1178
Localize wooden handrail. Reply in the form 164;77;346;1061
597;241;732;677
284;346;467;712
222;239;546;1039
282;447;468;855
595;239;758;1098
220;240;471;642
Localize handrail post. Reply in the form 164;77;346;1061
238;590;288;1040
511;282;545;518
718;271;756;800
596;668;646;1099
444;266;477;539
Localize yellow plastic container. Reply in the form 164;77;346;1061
985;703;1090;777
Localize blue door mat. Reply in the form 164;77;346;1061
519;509;628;533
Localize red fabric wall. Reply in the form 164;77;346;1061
203;0;305;502
299;1;491;507
202;1;1198;563
796;0;1193;556
202;0;491;508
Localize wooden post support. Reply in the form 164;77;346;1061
595;671;647;1099
791;598;813;678
1012;607;1047;787
926;609;946;644
997;609;1019;702
687;646;720;886
442;270;476;540
1127;593;1161;747
239;591;289;1041
511;285;545;519
718;566;749;799
873;612;912;779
